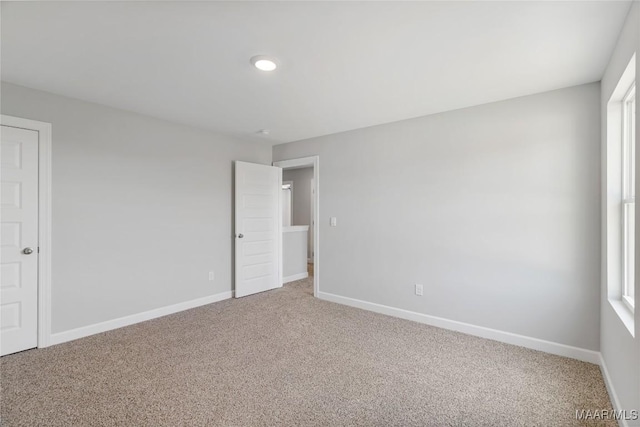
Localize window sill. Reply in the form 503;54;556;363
609;299;635;337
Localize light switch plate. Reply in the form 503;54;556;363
330;217;337;227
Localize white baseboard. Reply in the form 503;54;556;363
317;291;600;364
599;354;629;427
283;272;309;284
49;290;233;346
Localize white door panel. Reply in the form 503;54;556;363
1;125;39;356
235;161;281;298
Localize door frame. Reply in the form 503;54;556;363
1;115;52;349
309;178;314;263
273;156;319;297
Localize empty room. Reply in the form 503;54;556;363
1;1;639;426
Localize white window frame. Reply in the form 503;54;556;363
622;83;636;313
606;53;636;336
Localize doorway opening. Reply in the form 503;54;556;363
273;156;319;297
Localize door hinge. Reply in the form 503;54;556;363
37;247;40;253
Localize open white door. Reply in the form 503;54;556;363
1;126;39;356
235;161;281;298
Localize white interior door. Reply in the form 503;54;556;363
1;125;39;356
235;161;281;298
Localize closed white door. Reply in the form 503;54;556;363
235;161;281;298
1;125;39;356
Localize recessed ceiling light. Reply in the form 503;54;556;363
257;129;270;135
250;55;277;72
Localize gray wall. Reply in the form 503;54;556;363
274;83;601;351
1;82;272;334
600;1;640;414
283;167;313;258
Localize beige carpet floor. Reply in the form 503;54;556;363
1;278;614;426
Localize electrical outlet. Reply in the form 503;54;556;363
415;284;423;296
330;217;337;227
209;271;215;281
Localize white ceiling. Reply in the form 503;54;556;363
0;1;631;145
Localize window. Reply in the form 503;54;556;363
622;83;636;312
606;54;636;334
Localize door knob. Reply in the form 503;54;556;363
23;247;34;255
238;234;244;239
